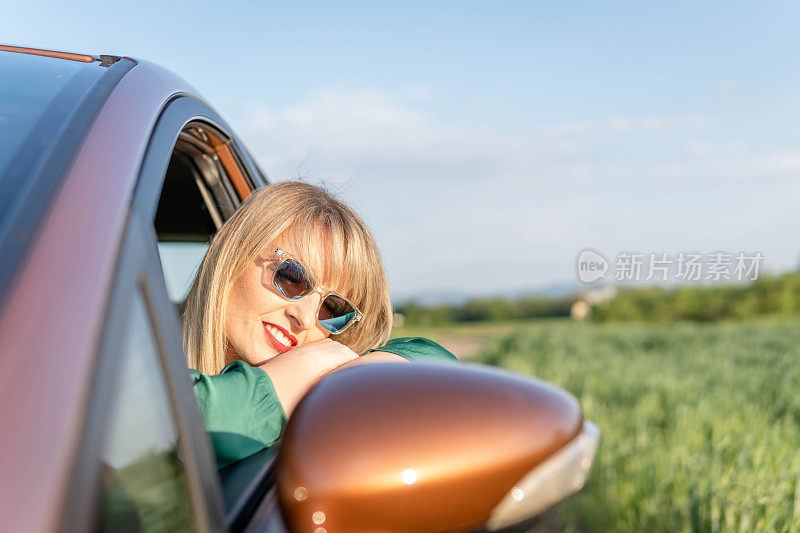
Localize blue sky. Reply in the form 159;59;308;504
5;1;800;300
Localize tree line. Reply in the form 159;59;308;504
592;271;800;322
395;271;800;325
395;296;573;325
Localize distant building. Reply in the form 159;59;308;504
570;286;618;320
570;300;591;320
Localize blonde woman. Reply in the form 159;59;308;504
184;182;456;469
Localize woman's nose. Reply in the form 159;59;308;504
286;291;321;331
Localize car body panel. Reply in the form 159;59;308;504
0;52;131;301
0;55;206;533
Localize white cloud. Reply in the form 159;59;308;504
233;88;719;189
765;152;800;172
544;115;710;136
685;141;746;157
226;88;800;297
236;88;563;175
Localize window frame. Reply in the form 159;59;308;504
135;95;275;530
133;95;266;221
62;212;225;532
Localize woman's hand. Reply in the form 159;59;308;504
257;338;361;417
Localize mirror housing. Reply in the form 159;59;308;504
275;362;598;532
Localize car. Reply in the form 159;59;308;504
0;44;599;533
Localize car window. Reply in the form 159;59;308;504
154;147;217;307
158;241;209;303
96;289;195;532
154;123;253;308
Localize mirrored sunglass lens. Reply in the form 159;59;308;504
318;295;356;333
275;259;313;298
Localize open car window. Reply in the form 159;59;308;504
158;241;209;303
155;123;250;306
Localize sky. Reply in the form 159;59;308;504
4;1;800;301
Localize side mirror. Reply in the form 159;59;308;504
275;362;599;532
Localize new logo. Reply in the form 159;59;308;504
576;249;609;283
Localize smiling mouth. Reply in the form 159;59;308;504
263;322;297;353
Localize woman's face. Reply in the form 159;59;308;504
223;239;335;366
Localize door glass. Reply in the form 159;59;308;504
158;241;209;304
97;290;194;532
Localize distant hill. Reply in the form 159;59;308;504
392;280;580;306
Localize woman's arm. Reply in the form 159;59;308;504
340;350;410;366
190;361;286;470
256;338;360;417
191;337;457;469
259;336;457;415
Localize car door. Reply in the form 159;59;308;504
62;93;275;532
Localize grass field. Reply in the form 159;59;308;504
396;317;800;532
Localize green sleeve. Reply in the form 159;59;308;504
192;339;454;470
365;337;458;362
190;361;287;470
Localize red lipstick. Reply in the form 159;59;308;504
262;322;298;354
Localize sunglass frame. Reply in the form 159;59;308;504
270;247;363;334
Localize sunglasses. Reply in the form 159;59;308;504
269;248;363;334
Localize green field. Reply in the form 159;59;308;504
396;317;800;532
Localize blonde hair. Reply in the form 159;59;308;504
183;181;394;374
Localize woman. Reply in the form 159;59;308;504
183;182;456;469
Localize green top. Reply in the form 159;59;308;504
190;337;457;469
